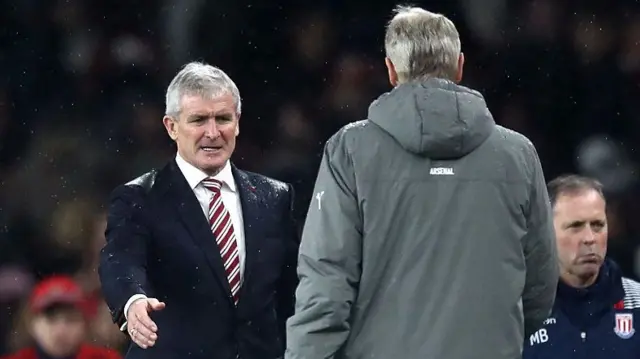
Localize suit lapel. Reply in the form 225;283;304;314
164;160;233;303
231;165;262;303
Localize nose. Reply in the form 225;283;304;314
204;120;220;138
582;229;597;245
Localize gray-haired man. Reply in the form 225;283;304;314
286;6;558;359
99;62;299;359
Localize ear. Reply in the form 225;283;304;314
455;53;465;84
163;116;178;141
385;57;399;87
235;114;240;136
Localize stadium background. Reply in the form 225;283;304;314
0;0;639;354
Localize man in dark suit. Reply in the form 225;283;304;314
99;62;299;359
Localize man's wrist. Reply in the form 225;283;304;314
124;294;148;320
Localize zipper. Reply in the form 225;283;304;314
580;331;587;342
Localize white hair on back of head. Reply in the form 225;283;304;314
165;62;242;116
384;5;461;82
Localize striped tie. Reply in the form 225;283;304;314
202;178;241;304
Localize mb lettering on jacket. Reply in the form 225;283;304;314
525;260;640;358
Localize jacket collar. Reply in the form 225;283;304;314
557;258;625;304
556;258;626;327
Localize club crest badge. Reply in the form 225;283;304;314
614;313;635;339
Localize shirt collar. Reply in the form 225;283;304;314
175;153;236;192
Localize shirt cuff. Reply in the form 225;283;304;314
120;294;148;331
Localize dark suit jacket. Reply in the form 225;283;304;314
98;160;299;359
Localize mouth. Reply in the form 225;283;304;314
578;254;600;264
201;146;223;153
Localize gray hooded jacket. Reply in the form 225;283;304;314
286;79;558;359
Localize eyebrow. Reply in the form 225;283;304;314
564;219;606;228
187;113;212;119
187;112;233;120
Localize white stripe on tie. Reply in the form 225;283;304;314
202;178;241;305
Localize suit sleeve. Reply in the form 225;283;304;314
98;184;151;326
285;134;362;359
276;183;301;345
522;145;558;337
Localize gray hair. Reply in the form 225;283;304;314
384;6;461;82
165;62;242;116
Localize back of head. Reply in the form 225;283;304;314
370;6;492;159
384;6;461;83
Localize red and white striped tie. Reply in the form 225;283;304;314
202;178;241;305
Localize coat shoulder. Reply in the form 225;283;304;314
108;168;160;206
124;169;160;192
242;170;291;194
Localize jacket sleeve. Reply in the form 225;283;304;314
276;183;301;347
522;145;558;337
98;184;151;326
285;133;362;359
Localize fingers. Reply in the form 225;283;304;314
136;309;159;332
130;327;156;349
147;298;166;311
128;299;161;349
130;313;158;349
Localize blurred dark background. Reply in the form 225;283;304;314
0;0;639;354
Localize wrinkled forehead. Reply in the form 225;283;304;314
179;92;237;117
553;190;607;221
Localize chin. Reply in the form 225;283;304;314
578;264;601;277
197;159;226;174
197;153;227;166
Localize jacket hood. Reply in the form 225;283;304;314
368;78;495;159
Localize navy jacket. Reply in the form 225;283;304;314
523;259;640;358
98;160;300;359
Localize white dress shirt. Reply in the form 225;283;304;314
121;154;246;328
